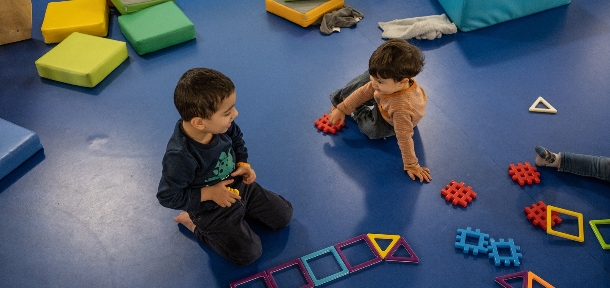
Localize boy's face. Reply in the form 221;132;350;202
369;75;408;95
201;91;238;134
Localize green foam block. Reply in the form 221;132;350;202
118;1;195;55
110;0;173;14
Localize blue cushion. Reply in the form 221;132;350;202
0;119;43;180
438;0;571;32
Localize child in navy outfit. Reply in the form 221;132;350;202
157;68;293;266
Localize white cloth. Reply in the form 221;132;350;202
378;14;457;40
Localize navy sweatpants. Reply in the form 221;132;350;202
190;179;293;266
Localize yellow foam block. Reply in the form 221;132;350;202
265;0;344;27
0;0;32;45
41;0;109;44
35;32;128;88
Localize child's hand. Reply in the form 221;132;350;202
201;179;241;207
231;166;256;184
328;109;346;126
406;166;432;183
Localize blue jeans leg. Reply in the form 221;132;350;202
559;152;610;182
329;71;395;139
352;103;395;139
330;71;371;108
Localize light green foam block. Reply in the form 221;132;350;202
35;32;128;88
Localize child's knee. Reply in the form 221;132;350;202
273;211;292;231
272;197;293;230
231;240;262;266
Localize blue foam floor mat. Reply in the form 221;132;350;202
1;0;609;287
0;118;43;180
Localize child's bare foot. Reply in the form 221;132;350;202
174;211;196;232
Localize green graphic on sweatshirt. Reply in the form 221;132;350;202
205;149;235;182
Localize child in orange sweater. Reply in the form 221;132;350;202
328;39;431;182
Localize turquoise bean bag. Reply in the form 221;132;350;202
438;0;571;32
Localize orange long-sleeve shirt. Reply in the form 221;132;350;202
336;79;427;169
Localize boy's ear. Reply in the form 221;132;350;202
190;117;206;129
398;77;410;85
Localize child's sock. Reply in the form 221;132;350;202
535;146;560;168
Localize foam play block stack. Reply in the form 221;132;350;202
41;0;109;44
0;0;32;45
110;0;173;14
117;1;195;55
0;119;43;180
265;0;344;27
437;0;571;32
35;32;128;87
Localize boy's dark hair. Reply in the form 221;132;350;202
368;39;425;82
174;68;235;121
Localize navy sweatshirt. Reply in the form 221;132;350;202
157;120;248;213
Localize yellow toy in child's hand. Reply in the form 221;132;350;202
227;187;240;196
